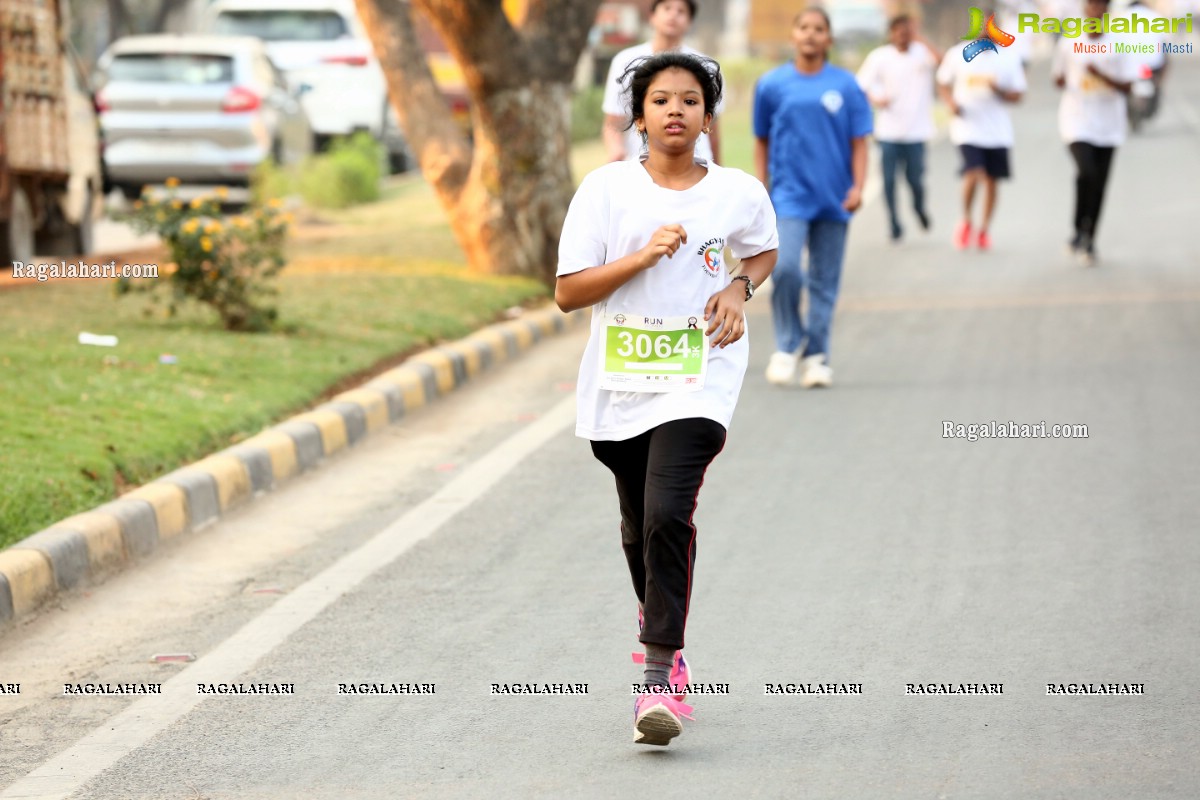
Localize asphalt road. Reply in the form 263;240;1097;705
2;57;1199;799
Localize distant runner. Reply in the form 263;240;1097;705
601;0;722;164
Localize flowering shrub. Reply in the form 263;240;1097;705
116;180;292;332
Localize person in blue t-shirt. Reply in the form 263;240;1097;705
754;7;872;389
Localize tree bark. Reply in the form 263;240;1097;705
354;0;602;285
150;0;192;36
105;0;128;44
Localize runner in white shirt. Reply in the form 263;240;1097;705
601;0;721;163
1052;0;1137;265
936;41;1027;251
856;14;942;242
557;52;777;747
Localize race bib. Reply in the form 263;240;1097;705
599;313;708;393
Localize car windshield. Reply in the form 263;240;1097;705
213;10;349;41
108;53;234;84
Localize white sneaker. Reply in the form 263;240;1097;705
765;351;799;385
800;355;833;388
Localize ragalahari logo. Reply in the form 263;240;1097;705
962;7;1015;61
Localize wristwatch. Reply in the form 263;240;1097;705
732;275;755;301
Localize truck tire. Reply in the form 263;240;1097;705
2;186;36;268
37;186;97;257
72;186;96;256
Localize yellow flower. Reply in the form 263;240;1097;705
190;197;205;210
182;219;200;234
215;186;229;199
156;211;166;223
205;220;222;234
280;212;295;226
232;216;250;229
267;197;284;210
165;177;181;189
170;199;183;210
132;200;143;210
200;236;213;252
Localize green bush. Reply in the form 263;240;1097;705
571;85;606;143
116;183;291;332
251;157;295;206
299;133;382;209
252;132;382;210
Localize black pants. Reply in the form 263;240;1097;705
1068;142;1116;241
591;418;726;650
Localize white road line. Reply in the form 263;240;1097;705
0;396;578;800
862;149;883;210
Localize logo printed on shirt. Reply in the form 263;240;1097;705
962;7;1015;61
820;90;844;115
695;237;726;277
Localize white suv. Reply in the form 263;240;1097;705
204;0;406;168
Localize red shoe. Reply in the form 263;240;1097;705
954;220;972;250
977;230;992;251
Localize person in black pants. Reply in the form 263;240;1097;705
1067;142;1116;262
1051;0;1135;266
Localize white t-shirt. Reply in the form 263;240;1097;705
602;42;720;163
1051;34;1137;147
557;160;778;441
936;42;1028;148
856;42;938;142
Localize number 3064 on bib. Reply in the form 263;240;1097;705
600;313;708;393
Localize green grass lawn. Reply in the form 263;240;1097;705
0;161;565;549
0;111;754;550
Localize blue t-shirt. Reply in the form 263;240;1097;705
753;63;873;222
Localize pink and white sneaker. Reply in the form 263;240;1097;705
633;692;694;746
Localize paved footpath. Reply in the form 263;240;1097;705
1;58;1199;799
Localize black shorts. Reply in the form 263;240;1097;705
959;145;1011;179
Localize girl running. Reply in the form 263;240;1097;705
555;52;778;747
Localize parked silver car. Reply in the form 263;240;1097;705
95;35;312;198
204;0;411;172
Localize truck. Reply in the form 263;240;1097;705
1;0;102;267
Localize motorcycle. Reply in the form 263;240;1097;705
1128;64;1160;133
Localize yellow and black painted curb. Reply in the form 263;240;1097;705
0;306;586;625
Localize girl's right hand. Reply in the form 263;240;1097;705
638;224;688;270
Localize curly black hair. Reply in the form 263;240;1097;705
618;52;723;138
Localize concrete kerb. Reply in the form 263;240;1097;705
0;305;586;625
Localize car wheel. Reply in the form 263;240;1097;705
2;186;36;268
388;150;408;175
119;183;142;201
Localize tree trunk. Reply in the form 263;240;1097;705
150;0;191;35
105;0;128;44
354;0;600;285
453;82;574;282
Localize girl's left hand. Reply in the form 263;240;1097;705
704;285;746;349
843;185;863;212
